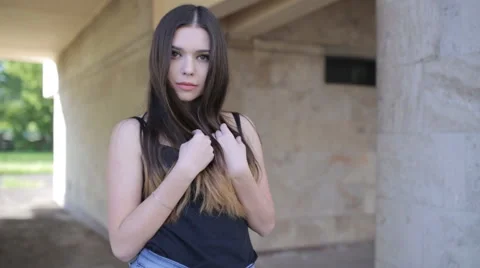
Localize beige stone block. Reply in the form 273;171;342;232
228;48;256;91
266;152;337;219
267;53;324;93
261;0;375;54
62;36;151;106
336;153;376;185
378;62;425;133
423;55;480;132
59;0;152;80
347;86;377;126
335;214;375;243
264;150;376;244
253;39;324;56
242;91;295;154
294;120;375;153
334;153;376;214
250;216;337;251
309;85;355;122
241;88;310;154
245;49;324;92
241;86;375;153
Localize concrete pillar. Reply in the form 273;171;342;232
375;1;480;268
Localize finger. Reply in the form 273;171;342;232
192;129;204;136
220;123;233;137
215;130;222;137
236;136;243;144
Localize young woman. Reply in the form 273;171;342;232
105;4;275;268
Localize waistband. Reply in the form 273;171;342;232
129;248;256;268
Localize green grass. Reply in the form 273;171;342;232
0;176;45;189
0;152;53;175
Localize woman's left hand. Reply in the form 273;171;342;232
214;123;250;178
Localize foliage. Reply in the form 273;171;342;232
0;60;53;151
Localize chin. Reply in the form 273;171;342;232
177;91;201;102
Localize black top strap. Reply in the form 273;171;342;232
131;115;146;130
232;112;243;138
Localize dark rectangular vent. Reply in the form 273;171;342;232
325;56;376;86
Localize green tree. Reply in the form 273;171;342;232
0;60;53;151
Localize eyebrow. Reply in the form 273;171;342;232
172;45;210;53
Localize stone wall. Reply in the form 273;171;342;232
226;0;377;251
56;0;153;233
261;0;376;57
53;0;376;252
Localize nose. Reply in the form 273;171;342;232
182;56;194;76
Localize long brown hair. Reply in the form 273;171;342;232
140;4;260;223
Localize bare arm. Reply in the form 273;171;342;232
230;115;276;237
106;119;208;262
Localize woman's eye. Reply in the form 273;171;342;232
171;51;180;58
198;54;209;61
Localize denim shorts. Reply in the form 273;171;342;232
129;248;255;268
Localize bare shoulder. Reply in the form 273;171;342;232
111;118;141;139
112;117;141;133
221;111;259;142
108;118;142;156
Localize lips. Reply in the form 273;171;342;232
176;82;198;91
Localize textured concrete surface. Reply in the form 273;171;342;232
55;0;377;254
261;0;376;57
0;175;123;268
47;0;380;254
256;242;374;268
0;175;374;268
376;0;480;267
56;0;153;231
229;21;376;250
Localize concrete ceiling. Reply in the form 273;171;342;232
0;0;339;62
159;0;341;40
221;0;340;40
0;0;111;62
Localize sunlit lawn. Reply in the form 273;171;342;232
0;152;53;175
0;176;46;189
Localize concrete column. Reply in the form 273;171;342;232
376;1;480;268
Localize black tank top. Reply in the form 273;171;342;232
131;112;257;268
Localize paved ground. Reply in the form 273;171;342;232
0;174;123;268
0;175;374;268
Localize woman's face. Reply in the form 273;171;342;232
168;26;210;102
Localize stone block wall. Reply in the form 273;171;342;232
225;0;377;251
53;0;377;252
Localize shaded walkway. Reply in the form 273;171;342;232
0;174;123;267
0;175;373;268
0;204;123;267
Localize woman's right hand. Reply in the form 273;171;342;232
176;129;214;180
